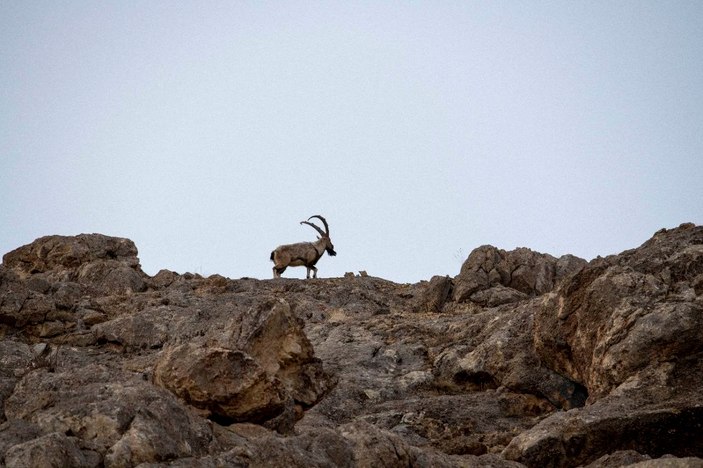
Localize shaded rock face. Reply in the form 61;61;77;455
1;225;702;467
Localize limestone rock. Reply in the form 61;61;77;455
431;302;587;410
503;223;703;467
229;297;330;407
2;233;146;294
153;343;286;424
534;222;703;401
1;226;702;467
103;395;214;467
453;245;586;304
5;432;100;468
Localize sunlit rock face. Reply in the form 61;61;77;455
1;225;701;467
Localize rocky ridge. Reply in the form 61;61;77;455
0;224;701;467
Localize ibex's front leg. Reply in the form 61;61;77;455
306;266;318;279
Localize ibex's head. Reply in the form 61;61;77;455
301;215;336;256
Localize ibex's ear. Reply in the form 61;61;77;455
317;236;321;240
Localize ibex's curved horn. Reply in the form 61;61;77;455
300;219;326;237
307;215;330;236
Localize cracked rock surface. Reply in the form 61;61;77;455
1;225;701;467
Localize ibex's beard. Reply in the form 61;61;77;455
327;249;337;256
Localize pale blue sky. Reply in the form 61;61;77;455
2;2;702;282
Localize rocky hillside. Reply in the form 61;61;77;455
1;223;701;467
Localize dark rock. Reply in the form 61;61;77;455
415;275;453;313
0;419;43;465
583;450;651;468
5;431;100;468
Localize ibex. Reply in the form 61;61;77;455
270;215;336;279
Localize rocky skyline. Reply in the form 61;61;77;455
1;223;701;467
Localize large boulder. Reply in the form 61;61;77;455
153;343;287;424
227;297;331;408
0;234;147;333
503;389;703;468
151;296;333;431
453;245;586;305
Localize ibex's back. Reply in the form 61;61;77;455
270;215;336;279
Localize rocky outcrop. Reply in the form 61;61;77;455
430;301;588;411
2;233;146;294
1;224;701;467
453;245;586;306
503;223;703;467
534;223;703;400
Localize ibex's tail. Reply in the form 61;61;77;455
270;251;275;262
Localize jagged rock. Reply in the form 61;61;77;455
467;284;528;307
3;234;138;272
149;269;179;289
453;245;586;304
92;312;170;350
0;341;33;423
4;432;100;468
431;302;587;410
0;235;147;331
153;342;287;424
583;450;652;467
103;395;214;467
503;223;703;467
0;420;43;466
3;360;214;466
229;298;330;408
415;275;453;312
502;392;703;467
149;295;332;431
0;271;55;328
1;226;702;467
534;223;703;401
337;420;519;467
2;234;146;294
